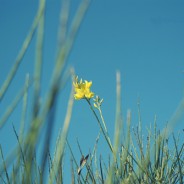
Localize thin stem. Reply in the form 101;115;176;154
98;107;107;132
85;98;114;153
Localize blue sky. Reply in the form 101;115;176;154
0;0;184;182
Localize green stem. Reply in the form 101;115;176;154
85;98;114;153
98;107;107;132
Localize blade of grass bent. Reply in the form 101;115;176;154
0;0;45;101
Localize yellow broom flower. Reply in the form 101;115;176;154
73;77;94;100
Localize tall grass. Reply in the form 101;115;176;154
0;0;183;183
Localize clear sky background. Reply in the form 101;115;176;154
0;0;184;182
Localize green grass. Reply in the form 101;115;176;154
0;0;183;183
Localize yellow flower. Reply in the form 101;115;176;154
73;77;94;100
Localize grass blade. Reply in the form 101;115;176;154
0;145;10;184
0;79;31;129
0;0;45;101
172;133;183;184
